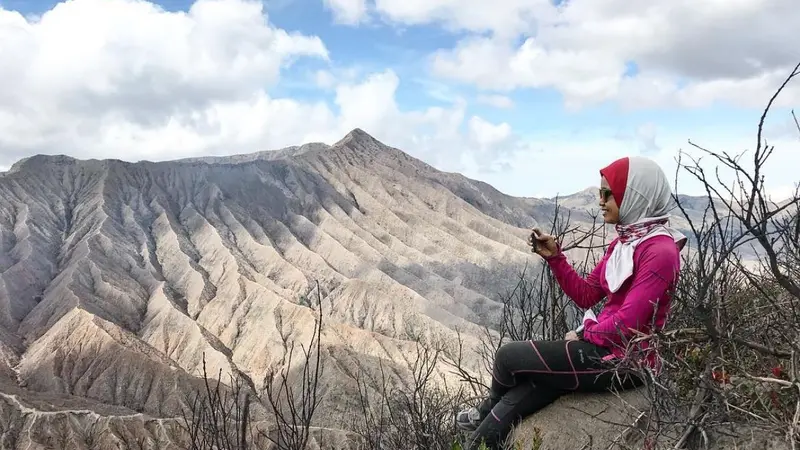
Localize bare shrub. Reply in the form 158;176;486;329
258;283;324;450
181;360;253;450
347;336;469;450
182;282;324;450
610;61;800;449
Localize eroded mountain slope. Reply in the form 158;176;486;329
0;129;568;447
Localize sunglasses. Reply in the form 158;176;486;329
599;187;613;202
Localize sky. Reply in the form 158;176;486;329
0;0;798;200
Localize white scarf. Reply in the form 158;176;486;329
604;157;687;293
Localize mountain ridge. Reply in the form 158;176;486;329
3;128;558;207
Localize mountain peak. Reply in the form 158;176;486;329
346;127;375;140
334;128;383;148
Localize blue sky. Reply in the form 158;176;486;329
0;0;798;199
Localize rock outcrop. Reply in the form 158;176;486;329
511;388;791;450
511;389;649;449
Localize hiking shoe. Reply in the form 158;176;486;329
455;406;484;431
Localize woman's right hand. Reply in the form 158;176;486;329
528;227;558;258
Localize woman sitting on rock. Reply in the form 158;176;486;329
456;156;687;449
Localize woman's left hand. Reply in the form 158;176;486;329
564;331;580;341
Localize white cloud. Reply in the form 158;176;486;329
614;71;800;111
431;35;626;109
0;0;329;160
335;71;400;133
323;0;369;25
412;78;463;104
0;0;519;176
2;0;797;201
616;122;660;156
373;0;550;38
416;0;800;109
476;95;514;109
314;70;337;89
468;116;511;150
462;130;800;200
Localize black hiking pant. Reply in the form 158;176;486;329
466;339;643;450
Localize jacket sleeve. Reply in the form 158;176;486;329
544;246;607;309
582;241;679;348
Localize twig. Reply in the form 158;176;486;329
675;353;718;449
792;348;800;450
606;411;648;450
723;400;769;423
745;375;795;388
791;385;799;450
731;337;793;359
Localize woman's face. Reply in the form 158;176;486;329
600;177;620;224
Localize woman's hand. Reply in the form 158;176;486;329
564;331;580;341
528;227;558;258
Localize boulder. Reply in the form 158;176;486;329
509;388;792;450
510;388;649;450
